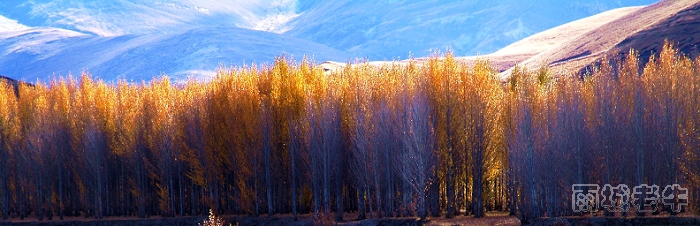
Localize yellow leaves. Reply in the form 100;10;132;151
2;43;696;217
156;182;169;214
0;81;18;116
111;81;141;156
0;81;19;155
49;80;73;124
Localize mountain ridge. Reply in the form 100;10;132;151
0;0;660;82
433;0;700;79
501;0;700;77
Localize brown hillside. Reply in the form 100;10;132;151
516;0;700;77
456;6;643;72
601;1;700;70
328;0;699;79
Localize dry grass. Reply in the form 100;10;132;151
425;212;520;226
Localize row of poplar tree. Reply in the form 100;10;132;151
0;43;698;222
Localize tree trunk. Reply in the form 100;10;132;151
446;165;455;218
508;171;517;216
178;162;184;216
472;166;483;218
36;176;43;221
418;185;427;221
335;171;343;222
289;125;298;221
445;87;455;218
366;184;373;218
264;134;273;216
430;174;440;217
97;170;103;219
312;145;320;219
402;182;411;217
472;122;485;218
323;150;330;217
1;159;8;220
59;163;64;220
372;159;382;218
384;149;394;217
119;159;124;216
357;188;365;220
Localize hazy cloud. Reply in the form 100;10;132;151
23;0;300;36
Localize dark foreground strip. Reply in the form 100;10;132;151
530;216;700;226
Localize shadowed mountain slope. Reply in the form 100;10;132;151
509;0;700;77
448;0;699;79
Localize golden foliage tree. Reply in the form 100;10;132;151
0;43;697;222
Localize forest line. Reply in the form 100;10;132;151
0;43;698;222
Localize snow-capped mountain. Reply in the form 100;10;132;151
0;15;28;32
286;0;659;60
0;23;351;83
0;0;300;35
0;0;657;82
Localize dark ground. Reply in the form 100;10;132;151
0;212;518;226
4;212;700;226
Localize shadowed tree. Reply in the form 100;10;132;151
0;80;19;220
395;66;437;221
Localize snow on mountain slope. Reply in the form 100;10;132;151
286;0;658;60
0;28;88;56
0;15;28;32
0;26;351;83
0;0;350;83
0;0;660;82
4;1;659;52
0;0;299;36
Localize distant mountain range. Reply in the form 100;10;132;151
0;0;658;82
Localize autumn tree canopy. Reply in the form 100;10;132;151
0;43;698;222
